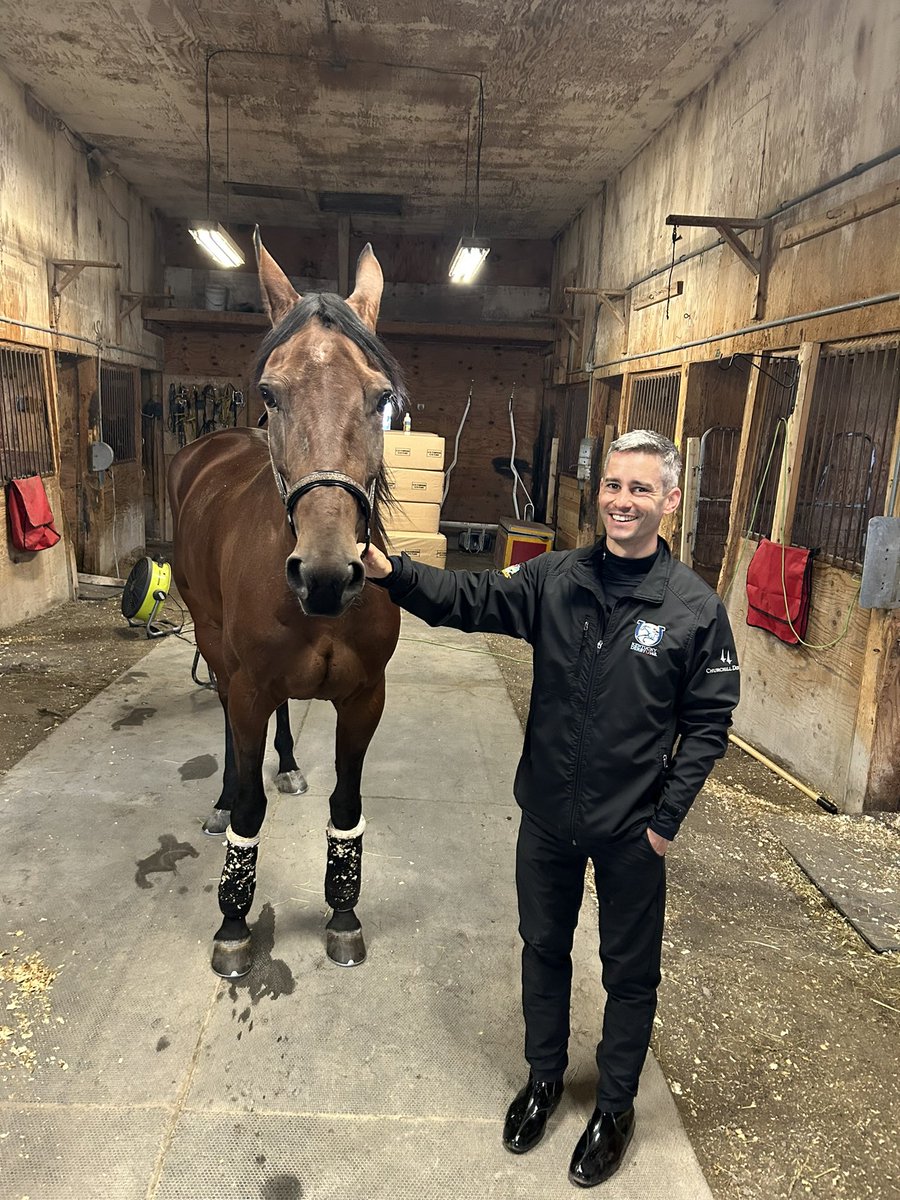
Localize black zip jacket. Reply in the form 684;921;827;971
380;537;740;844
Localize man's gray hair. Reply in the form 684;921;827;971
604;429;682;492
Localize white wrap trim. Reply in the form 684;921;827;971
326;816;367;840
226;826;261;848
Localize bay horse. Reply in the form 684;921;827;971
168;234;403;978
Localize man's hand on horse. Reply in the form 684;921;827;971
358;544;393;579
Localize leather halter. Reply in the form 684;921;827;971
271;463;376;553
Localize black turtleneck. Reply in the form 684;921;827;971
599;541;660;618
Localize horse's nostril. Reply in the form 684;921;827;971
286;555;306;597
348;560;365;590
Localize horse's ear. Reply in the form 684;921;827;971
345;244;383;331
254;227;301;326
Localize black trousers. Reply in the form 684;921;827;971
515;811;666;1110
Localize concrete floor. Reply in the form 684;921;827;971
1;613;713;1200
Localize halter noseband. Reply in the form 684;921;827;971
272;464;376;553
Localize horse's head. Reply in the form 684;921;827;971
253;233;404;617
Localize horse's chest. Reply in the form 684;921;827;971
282;639;361;700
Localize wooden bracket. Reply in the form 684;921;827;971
665;213;772;320
51;259;120;298
118;292;145;323
632;279;683;311
666;214;767;274
545;311;583;341
564;286;627;327
115;290;173;341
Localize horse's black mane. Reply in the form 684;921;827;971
253;292;408;541
253;293;407;397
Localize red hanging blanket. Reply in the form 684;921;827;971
745;537;815;646
6;475;61;552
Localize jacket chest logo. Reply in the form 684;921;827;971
631;620;665;657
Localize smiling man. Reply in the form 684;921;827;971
360;428;740;1187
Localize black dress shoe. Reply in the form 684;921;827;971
568;1106;635;1187
502;1073;564;1154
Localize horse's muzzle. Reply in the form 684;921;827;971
286;554;366;616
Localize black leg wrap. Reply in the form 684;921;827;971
325;822;364;911
218;838;258;920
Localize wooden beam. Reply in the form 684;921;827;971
597;292;627;327
752;221;774;322
846;608;900;811
718;356;765;597
714;222;761;276
51;259;119;297
142;308;555;344
546;436;560;529
666;214;767;230
619;370;634;432
632;279;683;311
564;287;627;297
780;179;900;250
679;436;701;567
771;342;820;543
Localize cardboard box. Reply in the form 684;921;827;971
493;517;554;569
383;430;445;471
387;466;444;504
385;530;447;568
385;500;441;534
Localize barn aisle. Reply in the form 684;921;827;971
0;612;712;1200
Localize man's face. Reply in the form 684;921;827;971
599;450;681;558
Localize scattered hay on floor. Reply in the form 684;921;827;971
0;932;64;1076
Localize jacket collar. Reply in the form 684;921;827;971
571;536;673;607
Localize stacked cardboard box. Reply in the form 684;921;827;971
383;430;447;567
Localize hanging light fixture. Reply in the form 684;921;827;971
188;220;244;268
190;55;245;269
448;236;490;283
448;77;489;284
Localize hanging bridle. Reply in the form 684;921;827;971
270;458;376;554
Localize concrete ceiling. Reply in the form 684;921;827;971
0;0;780;238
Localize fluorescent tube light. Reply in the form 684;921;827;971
448;236;490;284
188;221;245;268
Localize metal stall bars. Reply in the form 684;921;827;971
792;343;899;571
627;371;680;441
745;356;800;540
99;365;137;463
0;342;55;480
692;425;741;586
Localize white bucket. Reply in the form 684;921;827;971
205;283;227;310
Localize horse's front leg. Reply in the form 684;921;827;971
273;702;308;796
211;681;270;979
325;679;386;967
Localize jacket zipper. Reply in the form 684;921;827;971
568;599;634;845
570;632;600;844
579;618;589;655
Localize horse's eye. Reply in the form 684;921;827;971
259;384;277;409
376;390;394;413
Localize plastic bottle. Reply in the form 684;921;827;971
381;401;393;431
402;411;412;434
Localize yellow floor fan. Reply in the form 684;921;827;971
121;557;181;638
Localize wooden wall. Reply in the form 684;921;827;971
726;538;873;805
543;0;900;811
0;65;163;619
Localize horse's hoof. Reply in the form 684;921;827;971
211;936;252;978
202;808;230;836
326;926;367;967
275;769;308;795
